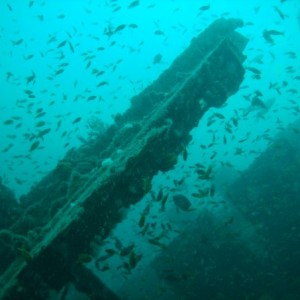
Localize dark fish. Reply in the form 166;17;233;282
174;177;185;186
182;146;188;161
128;0;139;9
35;111;46;118
263;29;284;44
4;119;14;125
251;96;267;108
140;223;150;235
199;5;210;11
156;188;164;202
84;54;96;61
129;250;142;269
72;117;82;124
285;51;296;58
30;140;40;152
197;165;213;180
26;71;36;84
59;62;69;67
86;61;91;69
105;249;116;255
287;88;298;94
214;112;225;119
95;254;112;269
207;118;216;126
99;264;110;272
114;238;123;251
15;178;25;184
37;128;51;138
2;143;13;152
173;194;191;211
77;253;93;264
97;81;108;87
224;216;235;226
120;244;134;257
6;72;13;81
148;237;167;249
138;213;146;228
112;6;121;12
7;134;16;139
24;54;34;60
263;30;274;44
273;6;286;20
57;40;67;48
231;117;238;127
154;30;165;35
234;147;244;155
114;24;126;33
12;39;23;45
35;121;46;127
55;68;65;75
153;54;162;64
96;70;105;76
68;41;74;53
268;29;284;36
104;26;114;37
160;193;169;212
191;188;209;199
245;66;261;75
87;95;97;101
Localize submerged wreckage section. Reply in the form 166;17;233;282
0;18;247;299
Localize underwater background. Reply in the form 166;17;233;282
1;0;300;300
1;0;299;198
